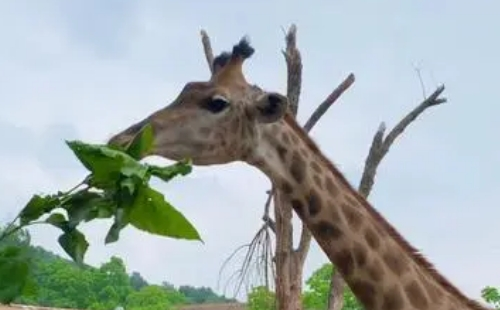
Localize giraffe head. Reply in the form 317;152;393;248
108;38;289;165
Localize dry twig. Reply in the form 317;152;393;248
358;85;446;196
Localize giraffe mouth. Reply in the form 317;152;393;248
108;118;150;149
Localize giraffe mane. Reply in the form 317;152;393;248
281;113;491;310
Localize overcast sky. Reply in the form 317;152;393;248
1;0;499;303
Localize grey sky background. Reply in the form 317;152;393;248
1;0;499;302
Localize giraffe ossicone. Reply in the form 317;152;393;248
109;37;491;310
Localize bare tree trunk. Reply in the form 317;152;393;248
271;26;355;310
326;85;447;310
274;190;305;310
273;25;303;310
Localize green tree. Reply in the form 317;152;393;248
303;264;361;310
247;286;276;310
179;285;233;304
126;285;186;310
131;271;149;291
482;286;500;309
0;226;36;304
31;258;94;308
98;256;133;303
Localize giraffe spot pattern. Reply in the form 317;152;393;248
313;175;324;190
290;152;306;183
276;144;288;161
364;227;380;250
382;251;408;276
422;278;441;302
382;286;404;310
324;177;340;197
313;220;343;240
366;259;384;282
281;181;293;195
335;249;355;275
341;203;363;230
311;161;322;174
291;199;306;219
307;190;322;216
352;242;368;268
327;200;344;223
282;132;291;144
405;280;429;309
299;148;309;159
350;280;377;309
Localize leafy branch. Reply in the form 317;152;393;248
0;124;200;304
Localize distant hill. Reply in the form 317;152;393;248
1;227;236;310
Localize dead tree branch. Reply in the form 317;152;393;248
327;84;447;310
270;25;357;310
282;24;302;116
358;84;446;196
262;192;276;233
303;73;355;132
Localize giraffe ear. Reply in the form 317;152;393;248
250;92;289;124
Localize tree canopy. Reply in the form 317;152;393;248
1;227;234;310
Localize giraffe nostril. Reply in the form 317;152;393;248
259;94;282;116
268;94;282;110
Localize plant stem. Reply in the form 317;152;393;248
0;221;45;243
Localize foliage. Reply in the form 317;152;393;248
303;264;362;310
482;286;500;309
3;233;232;309
126;285;187;310
247;286;276;310
0;124;200;304
131;271;149;291
179;285;236;304
0;227;37;304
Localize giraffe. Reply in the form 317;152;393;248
108;38;491;310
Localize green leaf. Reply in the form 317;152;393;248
148;160;193;182
120;177;138;196
125;123;154;160
62;190;116;227
19;194;60;225
45;213;68;230
0;246;31;304
65;141;148;189
104;208;129;244
84;198;116;221
57;229;89;265
128;186;202;241
104;223;121;244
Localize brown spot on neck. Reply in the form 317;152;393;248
289;151;306;183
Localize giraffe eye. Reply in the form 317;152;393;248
204;95;230;114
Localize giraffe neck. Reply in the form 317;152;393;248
247;114;488;310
